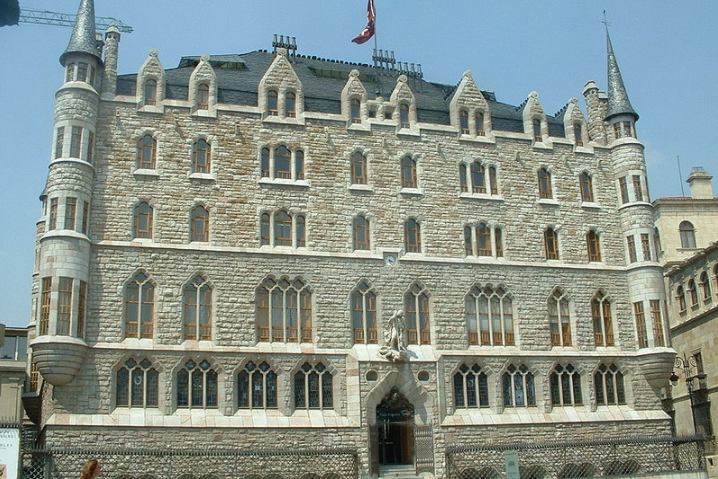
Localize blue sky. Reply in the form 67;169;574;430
1;1;717;327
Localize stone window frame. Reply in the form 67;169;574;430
350;280;378;345
189;204;210;243
353;214;371;251
188;55;218;117
404;281;431;346
699;270;712;301
547;287;573;347
501;363;537;409
135;50;166;113
236;358;279;410
679;221;697;249
464;222;504;259
53;122;95;164
593;363;626;406
579;170;595;203
64;60;95;86
586;229;602;262
549;363;583;407
114;356;160;409
292;359;336;411
543;227;560;261
182;273;214;341
537;166;554;200
259;208;307;249
465;283;515;347
459;160;499;197
687;279;699;307
591;290;615;347
255;275;313;344
132;200;154;240
191;138;212;175
452;362;490;409
404;217;422;254
349;150;369;186
259;143;308;184
123;270;156;340
175;357;220;410
135;131;159;171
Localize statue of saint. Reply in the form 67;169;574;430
379;310;407;362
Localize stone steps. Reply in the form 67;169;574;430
378;465;422;479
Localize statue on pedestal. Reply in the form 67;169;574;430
379;310;407;362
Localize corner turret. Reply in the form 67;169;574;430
59;0;101;66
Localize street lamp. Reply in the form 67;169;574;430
670;353;708;436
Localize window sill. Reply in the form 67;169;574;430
262;115;306;126
573;144;594;154
130;237;154;244
532;140;553;150
580;201;601;210
459;192;504;202
191;108;217;119
258;177;310;188
538;198;559;206
137;104;165;114
347;122;370;132
458;133;495;144
133;169;160;178
348;184;374;193
396;127;421;138
189;173;216;181
400;187;424;197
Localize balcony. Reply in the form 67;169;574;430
30;335;88;386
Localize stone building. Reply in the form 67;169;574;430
28;0;680;477
0;324;29;422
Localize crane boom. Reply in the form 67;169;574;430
19;8;133;33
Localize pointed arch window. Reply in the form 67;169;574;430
295;150;304;180
538;168;553;199
464;224;503;258
353;215;370;250
404;218;421;253
144;79;157;106
285;91;297;118
503;364;536;407
586;231;601;262
533;119;542;141
351;281;377;344
466;285;514;346
573;123;583;146
197;83;210;110
454;364;489;408
190;205;209;242
295;362;333;409
125;272;154;339
351;152;368;184
401;155;417;188
138;134;157;170
261;148;270;177
679;221;696;248
262;145;307;180
399;103;410;128
592;292;614;346
238;361;277;409
256;277;312;343
459;164;468;193
133;202;153;239
183;275;212;340
550;364;582;406
594;364;625;405
544;228;559;260
405;283;430;345
260;210;306;248
476;112;485;136
116;358;159;408
350;98;362;123
459;110;470;134
580;172;594;202
549;289;571;346
177;359;218;408
192;139;211;174
267;90;279;116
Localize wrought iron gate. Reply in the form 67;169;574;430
414;425;434;473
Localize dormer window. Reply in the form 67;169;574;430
399;103;410;128
350;99;361;124
144;79;157;106
286;92;297;118
197;83;210;110
623;121;633;138
267;90;279;116
533;119;542;141
476;112;485;136
77;63;88;82
573;123;583;146
460;110;469;134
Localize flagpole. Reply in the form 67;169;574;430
373;0;378;55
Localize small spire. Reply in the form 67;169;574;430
60;0;101;65
605;31;638;121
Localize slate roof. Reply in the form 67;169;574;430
117;50;566;137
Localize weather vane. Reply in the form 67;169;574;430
601;10;611;32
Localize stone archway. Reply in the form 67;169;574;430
376;387;415;465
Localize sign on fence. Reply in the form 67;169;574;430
0;428;20;479
504;450;519;479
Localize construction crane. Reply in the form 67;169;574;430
19;8;133;33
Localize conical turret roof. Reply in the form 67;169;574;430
60;0;101;65
605;32;638;121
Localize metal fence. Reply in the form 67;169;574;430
446;435;708;479
20;447;359;479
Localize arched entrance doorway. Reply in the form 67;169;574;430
376;388;414;465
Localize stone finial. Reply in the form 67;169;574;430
605;32;638;120
200;54;210;62
463;70;473;79
569;97;578;105
276;48;287;56
149;49;158;58
528;91;538;100
397;74;408;84
350;69;360;78
61;0;101;65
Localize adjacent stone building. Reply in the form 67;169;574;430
0;324;29;422
28;1;680;477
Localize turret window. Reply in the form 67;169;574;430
679;221;696;249
197;83;210;110
579;172;594;202
116;358;159;408
190;205;210;242
183;275;212;340
57;277;73;335
626;236;637;263
49;198;58;230
641;233;652;261
548;288;571;347
632;175;644;202
144;79;157;106
39;277;52;335
177;359;218;409
538;168;553;199
256;277;312;343
351;281;377;344
238;361;278;409
64;197;77;230
592;291;614;347
586;231;601;262
618;177;629;204
133;202;153;239
138;135;157;170
86;131;95;164
55;127;65;159
192;139;211;174
125;272;154;339
650;300;665;347
77;63;88;82
70;126;82;158
623;121;633;138
633;301;648;348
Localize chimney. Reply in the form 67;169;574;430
687;167;714;199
